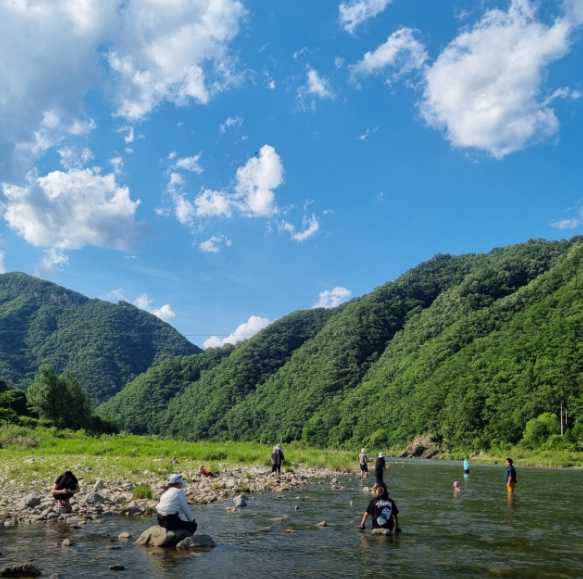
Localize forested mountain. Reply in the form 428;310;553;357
0;273;199;402
102;238;583;451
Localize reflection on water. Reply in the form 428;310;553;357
1;461;582;578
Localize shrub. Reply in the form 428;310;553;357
522;413;560;449
132;484;153;499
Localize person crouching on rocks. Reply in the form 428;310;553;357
52;470;79;513
271;444;285;479
156;474;197;534
358;482;400;535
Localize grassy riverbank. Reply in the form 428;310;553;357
1;425;581;487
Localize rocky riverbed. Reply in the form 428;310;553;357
0;465;341;528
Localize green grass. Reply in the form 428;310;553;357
0;425;357;485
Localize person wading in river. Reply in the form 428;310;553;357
359;448;369;481
505;458;517;494
358;482;400;535
156;474;197;534
271;444;285;480
374;453;386;485
52;470;79;513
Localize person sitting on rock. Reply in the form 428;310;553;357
358;482;400;535
156;474;197;534
52;470;79;513
271;444;285;479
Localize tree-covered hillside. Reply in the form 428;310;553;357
96;238;583;452
0;273;200;402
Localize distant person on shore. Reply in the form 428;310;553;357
505;458;517;493
358;483;400;534
374;453;386;485
156;474;197;534
52;470;79;513
463;457;471;475
198;466;216;478
359;448;368;480
271;444;285;479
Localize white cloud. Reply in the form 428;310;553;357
110;156;124;175
421;0;578;158
108;0;246;120
175;154;203;174
306;69;333;99
339;0;392;34
220;116;244;133
195;189;233;218
204;315;271;348
133;293;176;323
1;168;140;252
280;215;320;242
198;235;232;253
0;0;246;182
351;28;428;80
41;248;69;272
313;286;352;309
58;146;94;170
0;250;5;274
551;207;583;230
235;145;283;217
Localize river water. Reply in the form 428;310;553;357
1;460;582;578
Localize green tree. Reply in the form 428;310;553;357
522;413;560;448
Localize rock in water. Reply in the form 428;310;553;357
0;564;42;577
233;494;248;508
176;535;216;551
109;565;125;572
118;531;132;540
316;521;328;528
136;526;192;548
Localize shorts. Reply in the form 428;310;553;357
506;482;516;492
360;464;368;472
463;469;470;475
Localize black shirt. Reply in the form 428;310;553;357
271;449;284;466
54;472;78;491
366;497;399;530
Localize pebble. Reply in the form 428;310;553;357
61;538;74;547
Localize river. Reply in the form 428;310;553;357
1;460;582;578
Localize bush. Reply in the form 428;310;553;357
522;413;560;449
132;484;153;499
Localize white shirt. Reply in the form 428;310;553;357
156;487;195;522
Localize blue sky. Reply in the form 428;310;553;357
1;0;582;347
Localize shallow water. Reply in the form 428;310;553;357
1;461;582;578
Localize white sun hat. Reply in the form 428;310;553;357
168;473;185;485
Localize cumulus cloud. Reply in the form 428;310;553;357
133;293;176;323
108;0;246;120
58;146;94;170
175;154;203;174
280;215;320;242
313;286;352;309
198;235;232;253
421;0;578;158
235;145;283;217
306;69;333;99
1;168;140;254
204;315;271;348
339;0;392;34
0;0;246;181
194;189;233;218
220;116;244;133
41;248;69;272
351;28;428;80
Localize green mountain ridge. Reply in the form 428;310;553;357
101;237;583;451
0;272;200;402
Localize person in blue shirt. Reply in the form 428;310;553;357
505;458;517;493
463;458;471;475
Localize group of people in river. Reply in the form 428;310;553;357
48;447;518;543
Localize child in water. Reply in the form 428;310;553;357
452;480;462;496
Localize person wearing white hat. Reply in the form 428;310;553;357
358;448;368;481
156;474;197;534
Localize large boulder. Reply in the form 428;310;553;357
20;493;42;509
135;526;192;548
401;433;440;459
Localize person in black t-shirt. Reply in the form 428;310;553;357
505;458;517;493
52;470;79;513
271;445;285;479
358;483;400;534
374;453;386;484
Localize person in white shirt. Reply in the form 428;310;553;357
156;474;197;534
358;448;368;480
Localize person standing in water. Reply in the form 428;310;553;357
156;474;197;534
271;444;285;479
374;453;386;485
505;458;517;493
358;448;369;481
358;483;400;534
463;457;471;475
